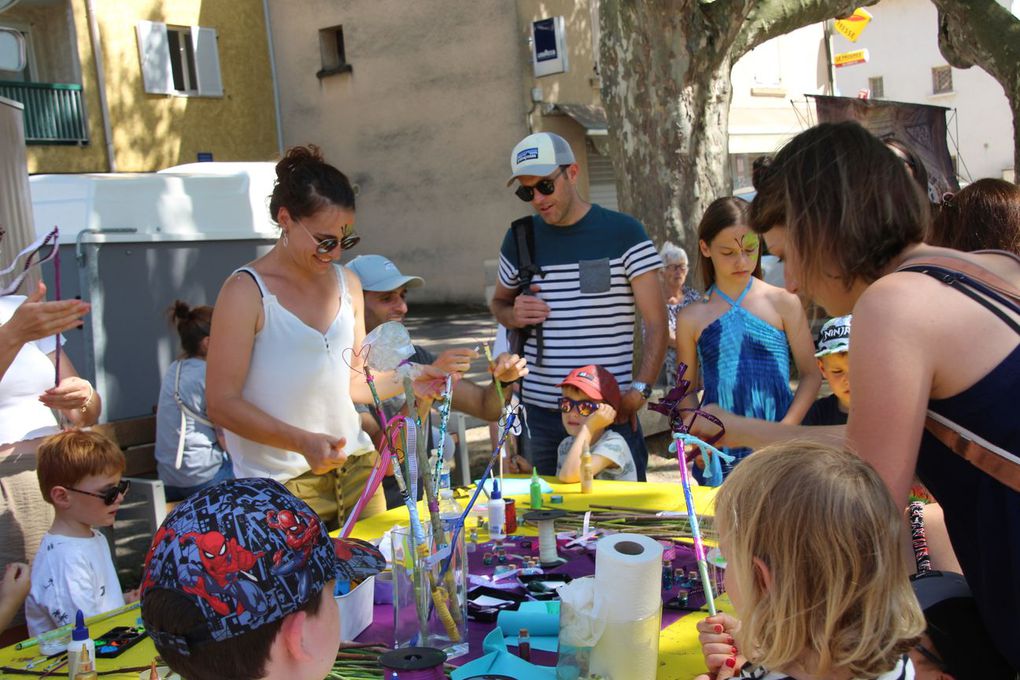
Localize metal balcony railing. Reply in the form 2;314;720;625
0;80;88;144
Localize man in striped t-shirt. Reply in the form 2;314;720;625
490;132;667;480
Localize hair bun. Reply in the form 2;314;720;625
275;145;325;182
171;299;191;322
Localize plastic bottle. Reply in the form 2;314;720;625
71;643;98;680
580;442;594;494
437;462;462;535
529;467;543;509
67;610;94;680
488;479;506;541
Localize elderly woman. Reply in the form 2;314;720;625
659;241;703;384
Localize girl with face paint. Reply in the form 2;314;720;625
674;197;821;484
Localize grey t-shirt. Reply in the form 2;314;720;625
155;358;226;488
556;430;637;481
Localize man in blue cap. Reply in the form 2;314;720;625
347;255;528;503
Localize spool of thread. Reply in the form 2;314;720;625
379;646;447;680
523;509;567;567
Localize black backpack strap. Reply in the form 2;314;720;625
509;216;545;364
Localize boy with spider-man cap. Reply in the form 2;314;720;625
140;478;384;680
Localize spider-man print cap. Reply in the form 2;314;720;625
140;478;384;656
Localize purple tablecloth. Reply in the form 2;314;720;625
355;534;715;666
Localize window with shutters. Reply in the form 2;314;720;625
931;66;953;95
136;21;223;97
868;76;884;99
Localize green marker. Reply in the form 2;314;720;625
529;467;543;509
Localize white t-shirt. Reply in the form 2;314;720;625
556;430;637;481
25;530;125;649
0;296;61;446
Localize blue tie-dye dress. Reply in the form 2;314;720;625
696;280;793;484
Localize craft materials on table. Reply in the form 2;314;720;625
16;601;142;651
378;646;448;680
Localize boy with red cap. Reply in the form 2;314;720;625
555;365;637;482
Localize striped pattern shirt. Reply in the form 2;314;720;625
498;204;662;409
738;655;914;680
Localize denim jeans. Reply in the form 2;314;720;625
163;457;234;502
519;404;648;481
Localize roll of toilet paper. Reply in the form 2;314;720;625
594;533;663;620
591;533;664;679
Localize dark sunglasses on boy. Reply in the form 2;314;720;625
558;396;599;417
514;167;567;202
67;479;130;505
297;219;361;254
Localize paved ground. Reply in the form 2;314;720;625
403;305;681;484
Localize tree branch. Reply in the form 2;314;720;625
733;0;878;59
931;0;1020;87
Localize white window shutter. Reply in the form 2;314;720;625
136;20;173;95
192;27;223;97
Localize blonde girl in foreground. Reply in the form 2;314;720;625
696;442;924;680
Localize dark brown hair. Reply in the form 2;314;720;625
268;145;356;222
168;300;213;358
929;178;1020;255
142;583;325;680
697;197;761;289
881;136;930;200
751;122;928;295
37;430;125;503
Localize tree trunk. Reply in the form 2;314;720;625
933;0;1020;180
599;1;737;261
598;0;879;271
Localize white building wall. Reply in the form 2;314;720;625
833;0;1015;182
727;23;830;189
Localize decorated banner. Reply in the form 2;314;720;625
811;94;960;198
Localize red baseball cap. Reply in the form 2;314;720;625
557;365;622;410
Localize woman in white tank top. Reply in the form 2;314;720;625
206;146;442;528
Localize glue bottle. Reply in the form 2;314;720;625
529;467;543;509
67;609;94;680
488;479;506;541
71;644;98;680
580;442;594;494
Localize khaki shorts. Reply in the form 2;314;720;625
284;451;386;532
0;438;56;628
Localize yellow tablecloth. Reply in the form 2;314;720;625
0;478;726;680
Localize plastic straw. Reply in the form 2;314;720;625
16;601;140;650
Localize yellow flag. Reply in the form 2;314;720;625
834;8;873;43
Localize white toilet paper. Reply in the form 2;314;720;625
591;533;664;679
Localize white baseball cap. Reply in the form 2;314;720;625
815;315;851;357
506;132;576;186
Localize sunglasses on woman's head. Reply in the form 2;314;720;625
67;479;130;505
296;219;360;254
514;167;567;202
558;396;599;417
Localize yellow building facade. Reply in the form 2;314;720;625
1;0;279;173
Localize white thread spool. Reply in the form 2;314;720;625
524;509;567;567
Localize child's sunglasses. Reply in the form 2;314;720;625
67;479;130;505
297;219;361;255
514;167;567;202
558;396;599;417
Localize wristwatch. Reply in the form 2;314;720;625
631;381;652;399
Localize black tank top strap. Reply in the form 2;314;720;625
896;253;1020;336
